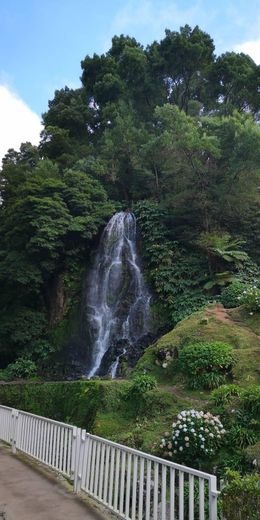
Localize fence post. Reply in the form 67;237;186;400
71;426;78;481
209;475;218;520
11;409;19;454
74;428;86;493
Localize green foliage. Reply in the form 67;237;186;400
0;380;181;450
227;425;257;449
220;281;248;308
196;232;249;265
130;374;157;395
240;286;260;313
4;358;37;380
245;442;260;469
0;151;114;366
0;24;259;374
135;201;209;326
196;232;249;290
0;381;106;430
210;384;242;406
221;470;260;520
209;51;260;116
210;384;260;461
240;385;260;416
178;342;234;389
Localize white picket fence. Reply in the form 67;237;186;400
0;405;219;519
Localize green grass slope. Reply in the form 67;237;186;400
134;304;260;386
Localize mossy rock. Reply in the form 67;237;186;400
134;304;260;386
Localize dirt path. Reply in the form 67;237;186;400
205;303;233;324
206;304;260;338
0;446;108;520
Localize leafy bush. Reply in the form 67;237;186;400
210;385;260;454
220;281;247;308
159;409;226;465
239;286;260;313
227;425;257;449
240;385;260;416
221;470;260;520
210;384;241;406
178;341;234;389
5;358;37;380
129;374;157;395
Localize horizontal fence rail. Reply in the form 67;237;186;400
0;405;218;519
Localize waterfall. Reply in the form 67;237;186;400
86;211;151;378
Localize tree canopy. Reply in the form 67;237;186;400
0;24;259;372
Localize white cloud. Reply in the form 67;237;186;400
233;39;260;64
0;84;42;164
104;0;216;51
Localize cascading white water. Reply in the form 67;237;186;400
86;211;151;378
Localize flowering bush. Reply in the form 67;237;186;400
220;281;248;308
160;409;226;463
239;286;260;313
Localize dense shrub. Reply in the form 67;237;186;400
130;374;157;394
221;470;260;520
239;286;260;313
240;385;260;416
160;409;225;465
5;358;37;379
211;385;260;455
178;342;234;389
210;384;241;406
227;425;257;449
0;380;116;430
220;281;247;308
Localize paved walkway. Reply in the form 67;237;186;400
0;447;107;520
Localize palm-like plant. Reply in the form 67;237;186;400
195;231;249;290
196;231;249;264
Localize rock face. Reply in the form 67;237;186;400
83;211;152;378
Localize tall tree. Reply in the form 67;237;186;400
148;25;215;113
208;52;260;117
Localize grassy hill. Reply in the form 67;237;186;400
134;304;260;386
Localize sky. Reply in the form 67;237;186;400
0;0;260;162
